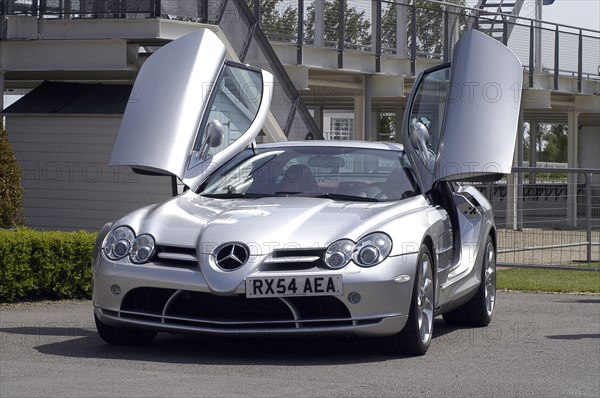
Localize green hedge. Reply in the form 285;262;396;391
0;228;97;302
0;120;25;228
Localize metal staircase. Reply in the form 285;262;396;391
153;0;323;140
0;0;322;141
474;0;525;42
215;0;322;140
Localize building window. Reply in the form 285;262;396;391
328;117;354;140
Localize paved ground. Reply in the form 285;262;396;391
0;292;599;397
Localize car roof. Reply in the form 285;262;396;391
257;140;404;152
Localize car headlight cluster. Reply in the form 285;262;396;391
102;226;155;264
324;232;392;269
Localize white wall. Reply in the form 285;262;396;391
579;125;600;186
6;115;173;231
579;126;600;169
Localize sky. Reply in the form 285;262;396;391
466;0;600;32
539;0;600;31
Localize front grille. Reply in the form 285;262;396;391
151;246;328;271
117;287;358;332
273;248;325;258
262;248;326;271
153;246;197;267
168;291;293;322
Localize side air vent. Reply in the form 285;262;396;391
262;248;326;271
154;246;197;267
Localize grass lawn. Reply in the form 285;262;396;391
497;268;600;294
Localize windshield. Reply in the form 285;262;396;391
198;146;418;202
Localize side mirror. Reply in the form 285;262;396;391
197;119;224;161
409;121;434;168
409;121;430;151
206;119;224;148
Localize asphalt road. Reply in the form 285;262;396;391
0;292;598;398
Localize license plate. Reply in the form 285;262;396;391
245;275;343;298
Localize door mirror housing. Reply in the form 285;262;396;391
206;119;224;148
196;119;225;161
409;120;434;168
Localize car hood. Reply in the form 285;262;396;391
124;191;427;252
115;191;428;294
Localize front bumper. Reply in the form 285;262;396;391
92;251;418;337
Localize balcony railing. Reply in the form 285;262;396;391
2;0;599;88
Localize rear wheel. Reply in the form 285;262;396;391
387;244;434;356
95;314;157;345
443;236;496;327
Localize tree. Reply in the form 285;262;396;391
305;0;372;49
540;124;568;163
381;0;467;58
245;0;299;42
380;1;399;52
378;113;396;141
0;120;24;228
523;123;568;163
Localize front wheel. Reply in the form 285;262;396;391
443;236;496;327
387;244;434;356
95;314;157;345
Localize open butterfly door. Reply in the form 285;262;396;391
110;29;273;189
403;30;522;193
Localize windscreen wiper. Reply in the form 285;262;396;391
275;192;379;202
201;193;266;199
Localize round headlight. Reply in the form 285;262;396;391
130;234;156;264
103;226;135;260
354;233;392;267
113;240;131;257
324;239;354;269
358;245;380;265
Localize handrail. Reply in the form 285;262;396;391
3;0;598;35
2;0;598;85
511;167;600;174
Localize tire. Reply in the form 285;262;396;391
443;236;496;327
95;314;157;345
387;244;435;356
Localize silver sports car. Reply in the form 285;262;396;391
93;28;522;355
